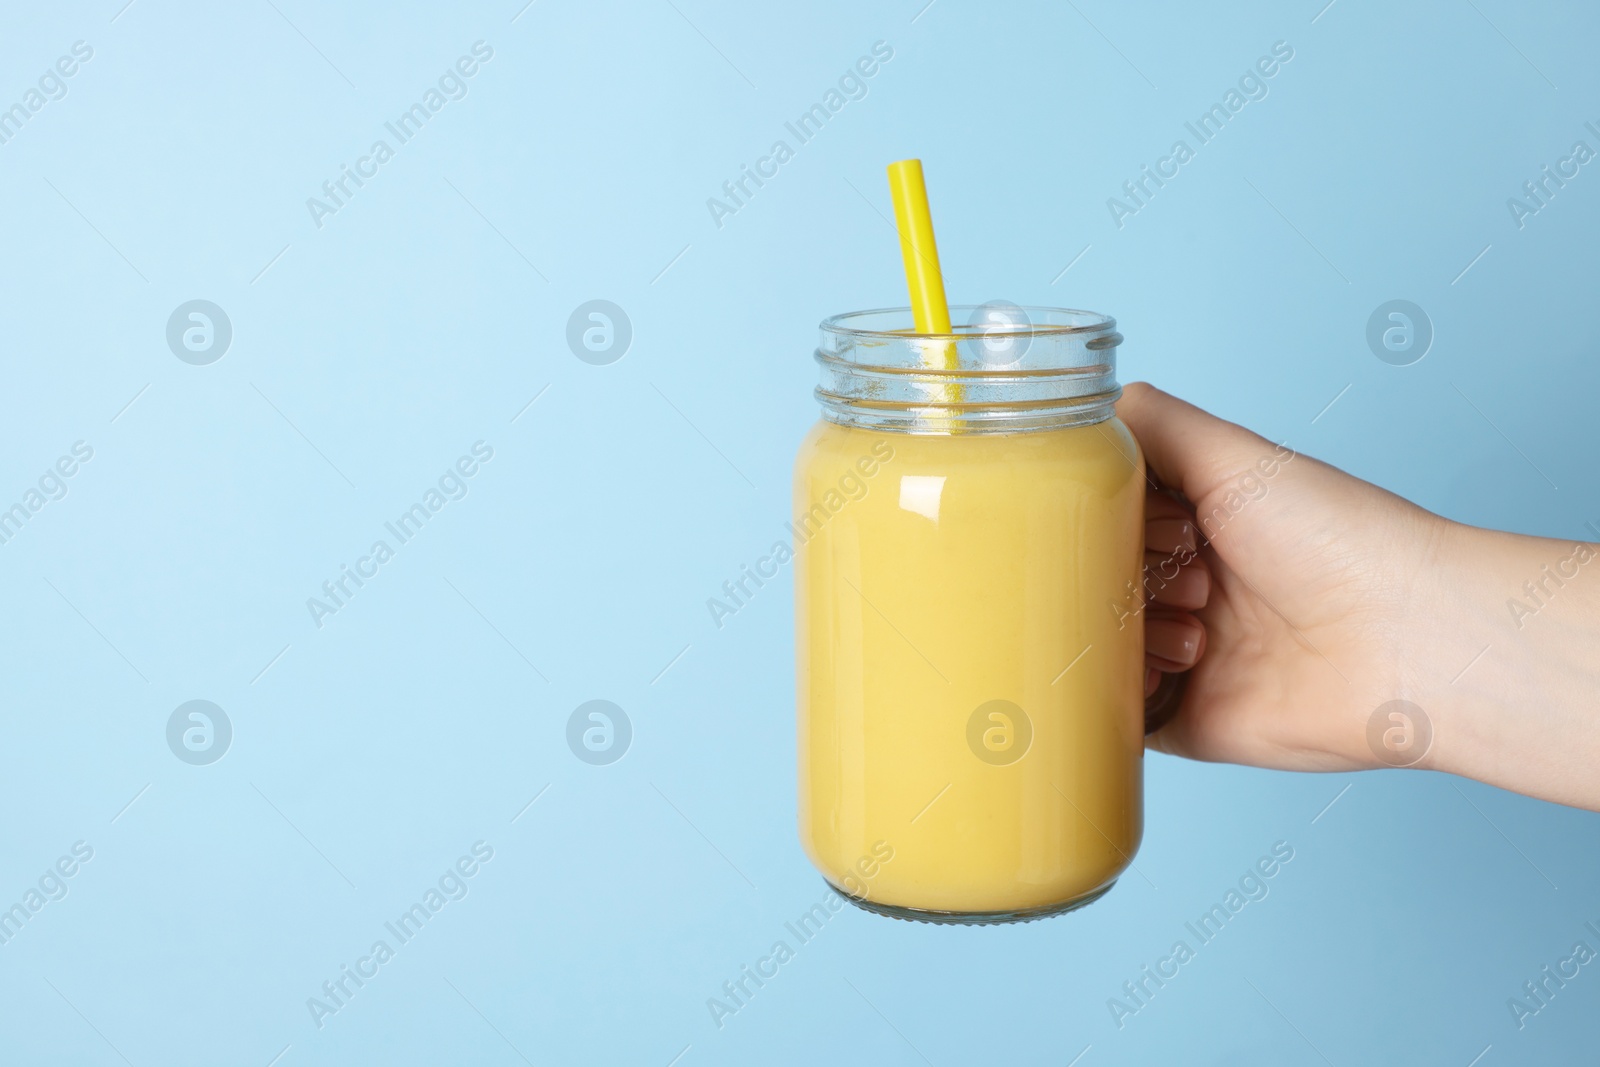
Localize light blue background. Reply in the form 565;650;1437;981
2;0;1597;1063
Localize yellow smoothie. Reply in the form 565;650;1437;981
795;417;1145;917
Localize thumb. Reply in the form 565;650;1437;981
1115;382;1288;511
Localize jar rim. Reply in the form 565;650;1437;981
820;305;1117;343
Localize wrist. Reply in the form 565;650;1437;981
1415;521;1600;808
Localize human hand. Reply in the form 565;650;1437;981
1117;382;1600;811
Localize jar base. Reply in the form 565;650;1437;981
829;878;1116;925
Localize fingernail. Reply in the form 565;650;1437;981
1145;555;1209;610
1147;617;1202;668
1145;518;1197;556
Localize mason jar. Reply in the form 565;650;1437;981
794;305;1145;923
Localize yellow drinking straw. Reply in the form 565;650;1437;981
886;159;952;341
886;159;961;417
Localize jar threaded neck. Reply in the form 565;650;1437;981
816;306;1123;434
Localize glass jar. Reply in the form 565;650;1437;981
794;305;1145;923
